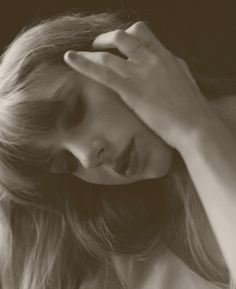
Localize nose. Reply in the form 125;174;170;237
70;139;106;169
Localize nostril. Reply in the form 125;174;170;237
97;148;105;160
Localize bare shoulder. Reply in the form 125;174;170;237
155;249;225;289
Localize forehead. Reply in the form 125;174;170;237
28;64;80;101
27;65;80;148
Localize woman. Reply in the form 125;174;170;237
0;12;235;289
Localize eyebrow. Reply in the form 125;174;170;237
52;72;83;103
50;79;73;102
52;82;84;130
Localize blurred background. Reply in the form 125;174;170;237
0;0;235;77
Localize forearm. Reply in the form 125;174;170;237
178;115;236;279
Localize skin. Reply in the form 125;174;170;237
63;22;236;280
38;66;173;185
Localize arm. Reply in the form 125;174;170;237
64;22;236;279
178;113;236;280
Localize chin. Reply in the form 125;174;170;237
143;157;173;180
142;170;168;180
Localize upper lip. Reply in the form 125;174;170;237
113;138;134;176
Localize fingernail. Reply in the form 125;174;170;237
64;50;77;61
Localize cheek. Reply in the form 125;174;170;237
159;147;173;174
88;90;139;131
149;143;174;177
138;133;174;180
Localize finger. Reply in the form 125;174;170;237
64;51;126;93
64;51;134;77
125;22;158;50
176;57;197;86
92;29;150;59
176;57;190;74
126;22;168;56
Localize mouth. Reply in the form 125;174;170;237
113;138;138;177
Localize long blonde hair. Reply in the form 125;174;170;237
0;12;232;289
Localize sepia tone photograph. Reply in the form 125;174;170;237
0;0;236;288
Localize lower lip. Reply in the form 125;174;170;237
125;141;139;177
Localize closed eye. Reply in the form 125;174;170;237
61;94;86;128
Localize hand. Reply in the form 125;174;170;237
64;22;216;150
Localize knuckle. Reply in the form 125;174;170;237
133;21;148;32
113;29;124;42
177;58;192;76
127;21;147;36
178;57;188;68
147;52;160;66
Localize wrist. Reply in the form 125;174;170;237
175;112;227;156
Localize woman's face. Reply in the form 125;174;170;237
38;66;173;185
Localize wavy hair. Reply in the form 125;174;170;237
0;12;233;289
